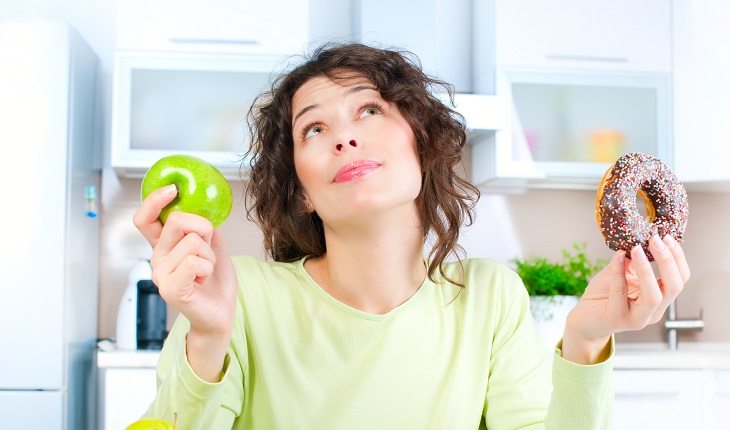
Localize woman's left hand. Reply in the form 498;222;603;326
561;234;691;363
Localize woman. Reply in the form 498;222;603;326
133;43;690;429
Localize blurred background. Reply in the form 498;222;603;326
1;0;729;429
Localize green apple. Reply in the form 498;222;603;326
141;155;233;227
125;418;176;430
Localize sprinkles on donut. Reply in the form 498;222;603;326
595;152;689;261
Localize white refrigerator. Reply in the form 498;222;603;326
0;20;100;429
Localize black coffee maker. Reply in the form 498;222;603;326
136;279;167;350
116;259;168;351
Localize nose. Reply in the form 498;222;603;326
335;139;357;152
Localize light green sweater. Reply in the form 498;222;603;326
144;256;614;429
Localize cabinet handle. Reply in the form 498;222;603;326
169;38;259;46
546;54;628;63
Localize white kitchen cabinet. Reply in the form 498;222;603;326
711;371;730;429
496;0;672;73
116;0;309;57
100;368;157;429
614;370;705;429
98;351;159;430
672;0;730;188
111;51;283;178
353;0;473;92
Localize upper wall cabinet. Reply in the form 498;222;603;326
110;51;505;180
116;0;309;56
353;0;474;92
111;51;282;179
470;70;671;188
496;0;672;73
469;0;674;189
672;0;730;189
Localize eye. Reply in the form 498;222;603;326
301;122;324;140
358;102;383;118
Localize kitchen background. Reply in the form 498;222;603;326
6;0;724;343
2;0;730;428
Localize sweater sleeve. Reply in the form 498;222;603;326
484;272;614;429
141;312;245;429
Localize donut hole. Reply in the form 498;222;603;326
635;190;656;223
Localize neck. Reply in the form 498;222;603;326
306;204;427;315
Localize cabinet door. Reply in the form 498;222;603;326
672;0;730;184
116;0;309;56
496;0;671;73
100;368;158;430
614;370;705;430
354;0;473;92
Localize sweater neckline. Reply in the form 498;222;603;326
296;255;432;321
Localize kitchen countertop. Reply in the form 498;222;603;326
614;342;730;371
97;342;730;371
97;348;160;368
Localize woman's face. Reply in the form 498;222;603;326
291;74;422;225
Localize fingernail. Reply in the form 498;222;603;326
162;184;177;196
664;234;677;248
632;244;648;262
652;234;667;251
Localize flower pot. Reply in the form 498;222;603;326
529;295;580;351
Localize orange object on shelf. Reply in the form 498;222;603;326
590;129;625;163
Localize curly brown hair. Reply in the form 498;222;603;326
243;42;480;287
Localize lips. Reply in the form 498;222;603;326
333;159;381;183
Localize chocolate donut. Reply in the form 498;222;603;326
595;152;689;261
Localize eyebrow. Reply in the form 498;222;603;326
292;85;377;129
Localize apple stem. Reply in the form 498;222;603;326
173;412;178;429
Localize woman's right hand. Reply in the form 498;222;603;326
133;184;238;344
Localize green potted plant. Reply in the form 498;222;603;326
512;242;606;349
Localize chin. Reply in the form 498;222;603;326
336;193;420;223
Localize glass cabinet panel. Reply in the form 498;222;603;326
112;52;282;178
130;68;270;153
488;69;671;184
512;82;658;163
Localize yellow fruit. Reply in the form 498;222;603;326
125;418;176;430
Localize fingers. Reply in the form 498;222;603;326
154;211;214;258
628;235;691;328
645;235;689;324
161;255;215;303
665;235;691;283
133;184;178;247
649;235;684;301
154;232;217;285
628;244;663;327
